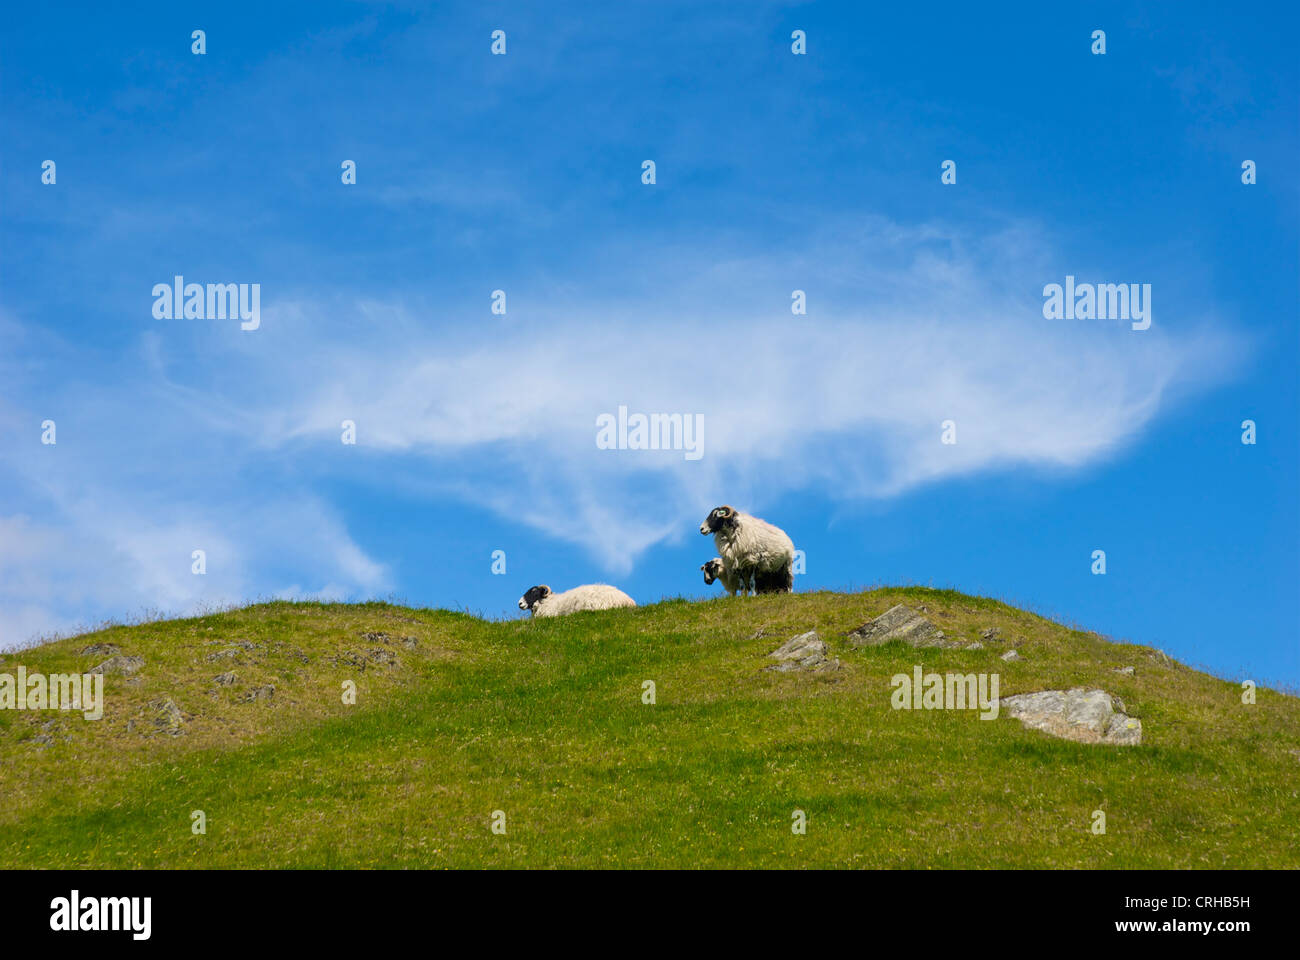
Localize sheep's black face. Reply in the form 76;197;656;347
518;585;551;611
699;505;737;535
701;559;724;584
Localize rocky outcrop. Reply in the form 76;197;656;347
205;640;257;664
766;631;840;673
89;655;144;676
238;684;276;703
999;688;1142;745
129;698;188;737
362;631;419;650
848;605;960;649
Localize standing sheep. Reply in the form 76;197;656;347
518;583;637;617
700;557;743;596
699;505;795;595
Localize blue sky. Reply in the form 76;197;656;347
2;1;1297;688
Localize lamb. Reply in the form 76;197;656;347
517;583;637;617
699;505;795;595
700;557;742;596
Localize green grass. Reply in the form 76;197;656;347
1;587;1297;868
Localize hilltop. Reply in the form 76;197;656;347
1;587;1296;868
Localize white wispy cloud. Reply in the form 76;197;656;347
0;312;390;649
0;216;1246;646
219;218;1245;570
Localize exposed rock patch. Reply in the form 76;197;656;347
28;718;72;747
766;631;840;673
205;640;258;664
1000;688;1142;745
213;671;238;686
1114;666;1135;676
330;646;402;670
329;651;369;670
90;655;144;676
1000;649;1022;662
238;684;276;704
129;698;188;737
848;605;960;649
361;631;418;649
80;643;120;657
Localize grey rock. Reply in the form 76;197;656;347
367;648;399;666
1114;666;1135;676
980;627;1002;642
1000;649;1022;662
138;698;187;736
766;631;840;673
999;688;1142;745
329;651;368;670
360;631;418;649
239;684;275;703
205;641;257;663
848;605;959;649
965;642;984;651
35;718;72;743
213;671;238;686
90;655;144;676
80;643;120;657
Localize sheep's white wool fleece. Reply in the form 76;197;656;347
711;513;795;576
533;584;637;617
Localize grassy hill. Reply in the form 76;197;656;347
2;587;1297;869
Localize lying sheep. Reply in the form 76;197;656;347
518;583;637;617
699;505;794;595
701;557;743;596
